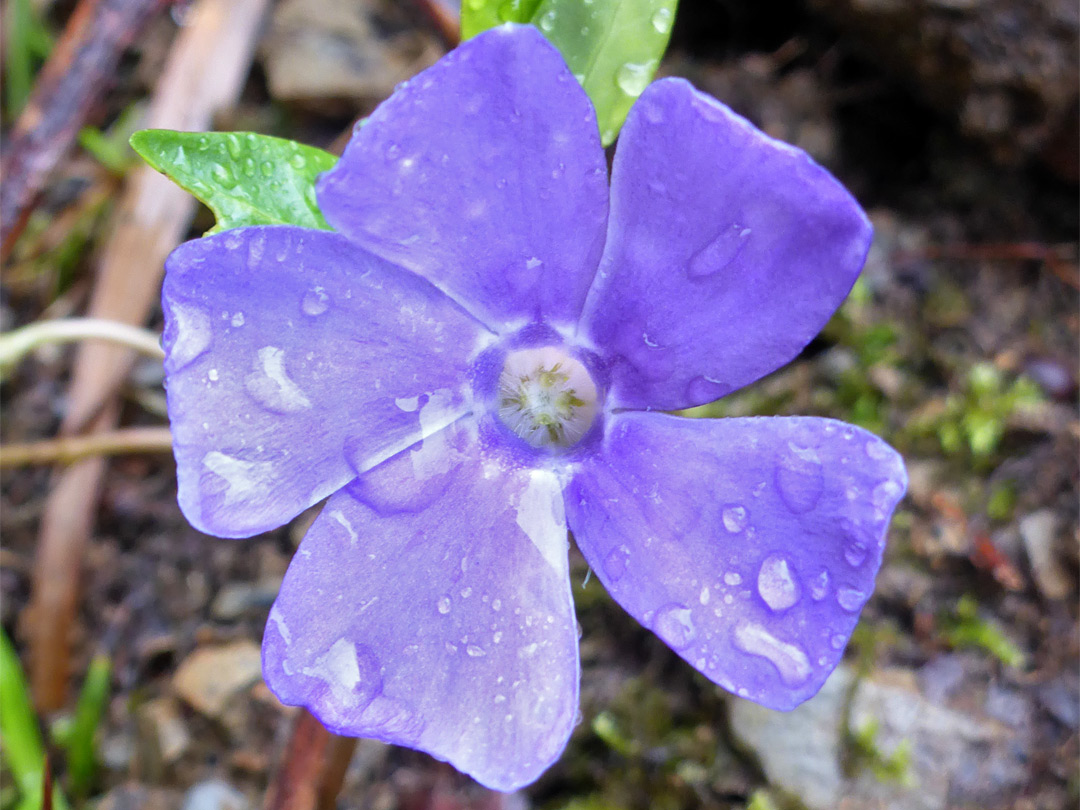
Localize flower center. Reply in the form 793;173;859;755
497;346;599;449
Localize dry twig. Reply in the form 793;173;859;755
24;0;271;712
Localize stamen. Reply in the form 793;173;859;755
497;347;599;449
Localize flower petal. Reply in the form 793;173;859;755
317;24;609;329
262;421;579;792
163;226;489;538
565;412;906;710
580;79;872;410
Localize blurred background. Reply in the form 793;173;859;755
1;0;1077;808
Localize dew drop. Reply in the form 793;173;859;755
466;645;486;657
775;442;824;514
301;286;330;316
654;603;696;649
438;597;451;614
538;10;555;31
651;6;673;32
757;554;801;612
231;312;245;328
687;225;751;279
810;569;830;601
615;61;655;97
603;546;630;582
830;633;846;650
722;505;748;533
865;438;890;461
211;163;236;189
844;540;868;568
733;622;811;686
836;586;865;612
872;479;903;512
723;572;742;587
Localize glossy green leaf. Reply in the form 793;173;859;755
460;0;543;38
130;130;337;232
461;0;678;146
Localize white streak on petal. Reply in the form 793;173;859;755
515;471;567;573
202;451;275;505
302;638;360;709
168;302;212;368
330;509;359;546
410;389;460;480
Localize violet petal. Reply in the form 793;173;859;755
565;412;907;710
162;226;488;538
262;421;579;792
317;24;609;328
581;79;872;410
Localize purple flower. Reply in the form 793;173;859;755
161;25;907;791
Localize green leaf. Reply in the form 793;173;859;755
63;653;111;797
129;130;337;232
461;0;544;38
0;630;70;810
462;0;678;146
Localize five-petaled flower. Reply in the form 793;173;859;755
161;25;907;791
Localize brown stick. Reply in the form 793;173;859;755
24;0;271;712
263;710;333;810
0;426;172;468
0;0;170;260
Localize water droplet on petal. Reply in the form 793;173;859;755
301;286;329;316
438;597;451;615
844;540;868;567
722;505;748;533
723;572;742;587
654;603;696;649
687;224;751;279
775;442;824;514
872;480;903;512
757;554;801;611
837;586;865;612
865;438;890;460
830;633;846;650
603;546;630;582
733;622;811;686
810;569;830;600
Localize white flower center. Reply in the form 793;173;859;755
497;346;599;449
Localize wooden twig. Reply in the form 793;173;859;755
263;710;332;810
0;427;172;468
897;241;1080;291
24;0;271;712
0;0;170;260
409;0;460;49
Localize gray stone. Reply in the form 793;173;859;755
730;665;1016;810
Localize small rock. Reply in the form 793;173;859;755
181;781;250;810
260;0;442;111
98;785;180;810
136;696;191;766
1019;510;1071;600
173;641;263;718
210;578;281;621
730;665;1017;810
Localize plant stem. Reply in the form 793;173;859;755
0;318;164;375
